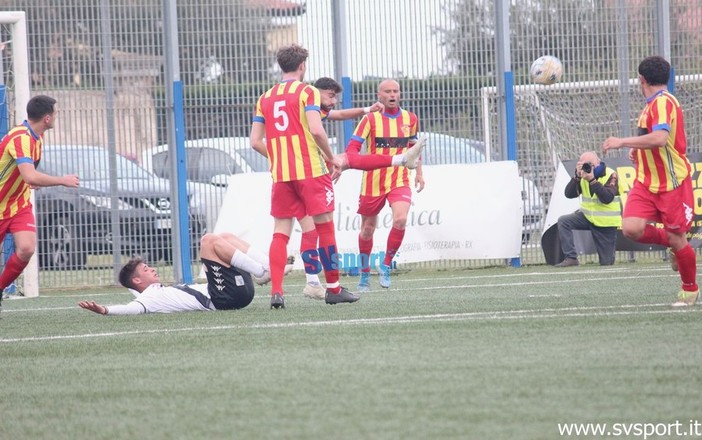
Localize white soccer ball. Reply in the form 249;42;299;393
530;55;563;85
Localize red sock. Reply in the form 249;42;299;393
315;221;340;293
384;227;405;266
0;253;29;291
638;224;669;247
347;152;393;170
674;244;698;292
300;230;319;274
359;235;373;274
269;233;289;295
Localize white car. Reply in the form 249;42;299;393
141;137;269;230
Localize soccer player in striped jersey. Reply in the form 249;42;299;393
297;77;425;299
0;95;79;309
346;79;425;291
249;44;359;309
602;55;698;307
296;77;384;300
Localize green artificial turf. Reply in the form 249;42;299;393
1;263;700;440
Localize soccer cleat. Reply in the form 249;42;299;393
270;293;285;309
325;287;360;305
669;250;679;272
403;135;427;169
358;272;371;292
303;282;325;300
554;258;579;268
378;264;392;288
672;289;699;307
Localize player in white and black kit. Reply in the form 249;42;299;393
78;232;292;315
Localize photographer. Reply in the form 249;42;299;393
554;151;622;267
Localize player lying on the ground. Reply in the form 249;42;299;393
78;232;293;315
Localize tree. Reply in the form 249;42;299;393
437;0;620;83
0;0;275;87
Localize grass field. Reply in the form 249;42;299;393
2;263;701;440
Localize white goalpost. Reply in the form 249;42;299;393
0;11;37;297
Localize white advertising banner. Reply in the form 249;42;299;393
542;161;581;232
213;161;523;266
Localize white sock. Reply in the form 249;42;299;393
246;247;270;271
391;155;405;166
231;250;266;277
305;273;321;285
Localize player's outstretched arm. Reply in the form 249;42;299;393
78;301;108;315
327;102;385;121
18;163;79;188
78;300;145;315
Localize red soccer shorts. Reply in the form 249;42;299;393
357;185;412;217
271;174;335;218
0;206;37;241
624;178;694;232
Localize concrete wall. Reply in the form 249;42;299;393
43;88;157;162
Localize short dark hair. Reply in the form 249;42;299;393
276;44;308;73
313;77;342;93
118;257;145;290
638;56;670;86
26;95;56;121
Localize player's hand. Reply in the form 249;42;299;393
628;148;636;162
415;174;425;193
330;165;342;183
329;155;344;183
63;174;80;188
367;101;385;113
78;301;107;315
602;136;623;154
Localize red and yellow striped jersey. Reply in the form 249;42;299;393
634;90;691;193
349;109;418;197
0;122;42;219
253;80;329;182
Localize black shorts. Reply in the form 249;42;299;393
201;258;255;310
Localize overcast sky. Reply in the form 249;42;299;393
292;0;454;80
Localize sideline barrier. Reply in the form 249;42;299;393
214;161;525;267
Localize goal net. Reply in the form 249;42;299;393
481;73;702;210
0;11;36;297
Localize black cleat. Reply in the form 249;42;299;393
270;293;285;309
325;287;360;305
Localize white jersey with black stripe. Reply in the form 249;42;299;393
108;283;215;315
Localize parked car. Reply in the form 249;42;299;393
141;137;269;230
141;137;269;185
419;132;545;242
36;145;202;270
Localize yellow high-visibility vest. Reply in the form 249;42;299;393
580;168;622;228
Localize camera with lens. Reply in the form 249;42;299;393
581;162;593;174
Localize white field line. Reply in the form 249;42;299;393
4;272;678;312
1;303;699;344
33;265;671;298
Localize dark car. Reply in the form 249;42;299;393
35;145;201;270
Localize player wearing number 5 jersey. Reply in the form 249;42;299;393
249;44;359;309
